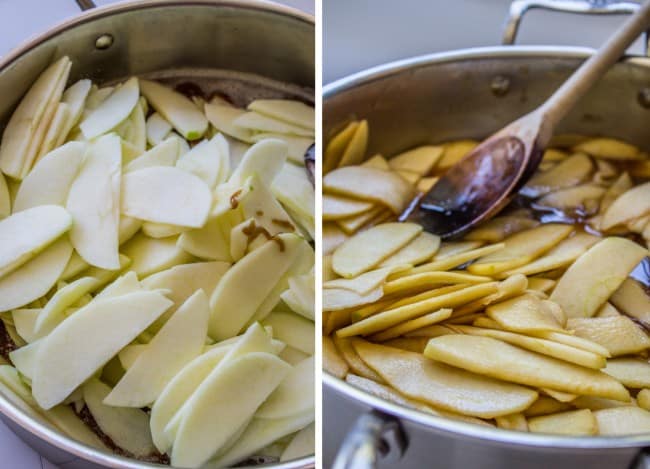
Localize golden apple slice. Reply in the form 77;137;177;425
80;77;139;139
140;79;208;140
541;389;576;403
602;358;650;388
323;223;348;256
637;389;650;411
362;154;390;170
323;336;348;378
125;137;180;172
354;340;537;418
324;122;359;173
536;184;605;213
388;145;443;176
262;312;314;355
550;237;647;318
370;308;452;342
522;152;593;197
573;138;641;160
602;181;650;230
121;233;192;278
528;409;597;435
486;294;562;334
437;140;479;169
610;278;650;325
323;194;374;220
467;224;573;276
324;166;414;214
524;396;572;417
527;278;556;293
248;99;314;130
598;172;633;215
32;290;172;409
332;223;422;278
465;216;540;243
332;336;383;382
337;120;367;167
324;266;395;296
495;413;528;431
378;232;441;268
595;407;650;435
336;205;383;234
257;355;314;419
383;271;492;296
424;335;629;401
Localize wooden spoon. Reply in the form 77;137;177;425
407;0;650;239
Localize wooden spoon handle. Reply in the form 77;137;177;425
540;0;650;130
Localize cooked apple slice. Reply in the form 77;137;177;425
602;181;650;229
79;77;139;139
638;390;650;411
395;243;504;278
204;102;254;142
424;335;629;401
105;290;208;407
388;145;443;175
332;223;422;278
66;133;121;269
176;136;227;189
83;378;156;458
573;138;641;160
337;120;368;167
323;223;348;256
537;184;605;213
610;278;650;325
332;337;383;382
146;112;172;146
354;340;537;418
377;232;440;268
140;79;208;141
528;409;597;435
465;216;540;243
323;336;348;378
324;122;358;173
13;141;86;212
209;234;305;340
324;266;396;295
486;294;563;334
568;316;650;356
280;422;314;462
522;152;593;197
54;79;92;147
324;166;414;214
323;194;374;221
595;407;650;435
262;312;314;355
32;290;172;409
0;56;71;179
122;166;211;228
248;99;314;130
495;413;528;431
438;140;478;169
550;237;647;318
602;358;650;388
120;233;193;278
370;308;453;342
323;286;382;312
0;205;72;277
467;224;573;276
34;276;97;335
257;355;314;419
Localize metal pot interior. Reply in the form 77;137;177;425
323;45;650;451
0;1;314;468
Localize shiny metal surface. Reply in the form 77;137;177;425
0;1;314;468
323;45;650;468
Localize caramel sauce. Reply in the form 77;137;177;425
272;218;295;231
272;236;286;252
230;189;243;209
256;210;264;217
0;320;16;361
242;219;273;244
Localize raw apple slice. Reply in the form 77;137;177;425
204;102;254;142
55;79;92;147
234;111;313;138
256;355;314;419
176;135;226;188
9;339;41;380
209;234;306;340
140;79;208;140
83;378;156;458
32;290;172;409
0;205;72;277
262;312;314;355
34;276;97;335
79;77;139;139
248;99;314;130
105;290;209;407
170;352;290;468
141;222;188;239
229;139;288;186
66;133;121;269
35;102;70;162
146;112;172;146
177;212;234;262
280;422;314;462
118;344;147;370
121;166;211;228
0;56;71;179
46;404;108;450
113;97;146;154
12;309;40;343
250;132;313;165
96;271;143;299
281;271;315;320
0;173;8;218
118;215;142;245
13;141;86;212
272;162;315;237
241;173;298;235
120;233;193;278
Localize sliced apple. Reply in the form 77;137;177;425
567;316;650;356
177;213;233;262
573;138;641;160
12;309;40;343
204;102;253;142
125;137;179;173
272;162;315;237
240;174;299;237
522;152;593;197
79;77;139;139
256;355;313;419
66;133;121;269
0;173;8;218
438;139;479;169
105;290;208;407
610;278;650;325
280;422;314;462
9;339;41;380
248;99;314;130
528;409;597;435
176;136;227;189
122;166;211;228
229;139;287;187
32;290;172;409
250;132;312;165
13;141;86;212
486;294;563;334
146;112;172;146
140;79;208;140
337;120;368;167
83;378;156;458
378;232;440;268
323;194;373;221
234;111;313;138
120;233;193;278
595;407;650;435
55;79;92;147
281;271;315;320
388;145;443;176
35;276;97;335
36;102;70;162
602;181;650;229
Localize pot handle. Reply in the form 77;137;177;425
502;0;650;57
332;410;408;469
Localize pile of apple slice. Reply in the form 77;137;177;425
0;56;314;467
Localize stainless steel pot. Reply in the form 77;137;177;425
0;1;314;468
323;1;650;468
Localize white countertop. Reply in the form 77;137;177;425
0;2;312;468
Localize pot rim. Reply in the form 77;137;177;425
323;44;650;451
0;1;314;468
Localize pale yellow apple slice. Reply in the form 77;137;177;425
602;181;650;230
118;344;147;370
638;390;650;411
322;286;382;312
323;194;374;220
9;340;41;379
257;355;314;419
465;216;540;243
595;407;650;435
66;133;121;269
424;335;629;401
36;102;70;162
170;352;290;467
234;111;313;138
54;79;92;147
122;166;211;228
146;112;172;146
120;233;193;278
249;132;312;165
324;266;396;295
333;337;384;382
140;79;208;141
550;237;647;318
377;232;441;268
495;413;528;431
176;136;227;189
522;152;593;197
79;77;139;139
323;223;348;256
210;411;314;468
204;102;254;142
261;312;314;355
229;139;287;187
324;166;414;214
248;99;314;130
280;422;314;462
610;278;650;325
324;122;358;173
281;271;315;320
602;358;650;388
83;378;156;458
272;162;315;238
141;222;188;239
573;138;641;160
486;294;563;334
177;213;233;262
32;290;172;409
354;340;538;418
240;174;298;236
370;308;453;342
388;145;443;175
12;309;41;343
34;276;97;335
0;205;72;277
0;237;72;312
332;222;422;278
438;140;478;169
323;336;348;378
105;290;209;407
528;409;597;435
209;234;305;340
0;173;8;218
0;56;70;179
467;224;573;276
113;97;146;153
125;137;180;172
394;243;504;278
337;120;368;167
568;316;650;356
13;141;86;212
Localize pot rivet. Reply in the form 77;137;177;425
638;87;650;108
491;75;511;97
95;34;114;50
